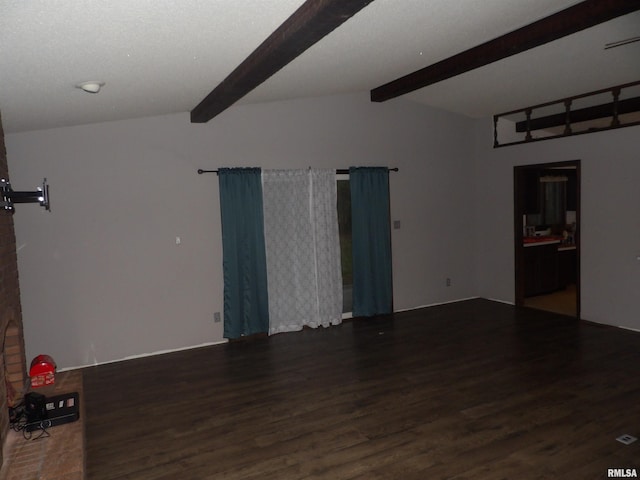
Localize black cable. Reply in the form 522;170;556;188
8;402;51;440
24;422;51;440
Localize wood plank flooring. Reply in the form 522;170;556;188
525;284;577;317
84;299;640;479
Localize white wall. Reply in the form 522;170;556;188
473;121;640;331
6;93;478;369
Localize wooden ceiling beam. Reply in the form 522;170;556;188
191;0;375;123
371;0;640;103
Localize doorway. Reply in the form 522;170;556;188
514;160;580;317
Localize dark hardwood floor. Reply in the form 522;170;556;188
84;299;640;479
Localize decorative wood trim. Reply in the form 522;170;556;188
371;0;640;102
611;87;621;126
191;0;376;123
494;80;640;146
515;96;640;132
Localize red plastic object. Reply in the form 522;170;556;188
29;354;56;388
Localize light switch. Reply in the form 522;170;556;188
393;220;401;230
176;236;181;245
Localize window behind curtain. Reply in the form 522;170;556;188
337;175;352;314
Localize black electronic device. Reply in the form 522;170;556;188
24;392;47;424
24;392;80;432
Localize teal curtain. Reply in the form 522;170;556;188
218;168;269;338
349;167;393;316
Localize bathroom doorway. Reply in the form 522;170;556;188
514;160;580;318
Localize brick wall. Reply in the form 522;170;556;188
0;111;28;468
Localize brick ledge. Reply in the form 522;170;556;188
0;370;85;480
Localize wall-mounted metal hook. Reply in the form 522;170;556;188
1;178;50;213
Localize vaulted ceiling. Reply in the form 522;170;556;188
1;0;639;133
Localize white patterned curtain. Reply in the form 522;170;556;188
309;169;343;328
262;169;342;334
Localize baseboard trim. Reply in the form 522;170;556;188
64;296;639;373
394;296;481;313
58;340;229;372
484;297;515;306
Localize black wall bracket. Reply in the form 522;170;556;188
1;178;50;213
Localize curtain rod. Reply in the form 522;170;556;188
197;167;399;175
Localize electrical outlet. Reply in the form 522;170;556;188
446;278;451;287
213;312;221;323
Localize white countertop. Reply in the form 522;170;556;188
523;239;561;247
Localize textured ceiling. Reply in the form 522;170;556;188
0;0;639;133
